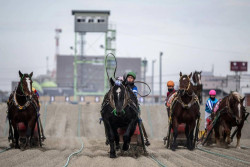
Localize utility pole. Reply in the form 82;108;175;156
79;32;85;89
46;56;49;75
159;52;163;104
152;60;156;103
54;28;62;79
142;58;147;104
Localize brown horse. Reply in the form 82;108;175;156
170;72;200;151
212;92;246;148
7;71;40;149
192;71;202;104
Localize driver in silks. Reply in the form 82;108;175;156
121;71;150;146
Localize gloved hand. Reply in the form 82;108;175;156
115;80;121;86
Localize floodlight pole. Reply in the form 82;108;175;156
159;52;163;104
152;59;156;103
74;33;78;101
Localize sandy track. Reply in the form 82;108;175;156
0;103;250;167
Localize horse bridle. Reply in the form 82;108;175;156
19;74;32;98
223;94;246;119
109;84;129;116
179;75;191;94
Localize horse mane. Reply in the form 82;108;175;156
231;92;242;102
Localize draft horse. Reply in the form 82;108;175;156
170;72;200;151
192;71;203;104
212;92;246;148
101;79;139;158
7;71;40;149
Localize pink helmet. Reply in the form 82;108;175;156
209;90;216;96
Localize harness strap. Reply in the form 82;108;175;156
176;92;199;109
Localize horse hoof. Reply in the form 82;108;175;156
15;145;20;149
122;144;130;151
110;154;117;158
116;145;120;151
187;146;194;151
145;140;151;146
171;144;176;151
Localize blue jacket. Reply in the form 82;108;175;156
205;97;218;114
128;83;138;97
132;85;138;97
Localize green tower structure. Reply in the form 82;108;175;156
72;10;116;101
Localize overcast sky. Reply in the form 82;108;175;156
0;0;250;92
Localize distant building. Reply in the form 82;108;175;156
201;71;250;105
0;90;9;102
56;55;142;94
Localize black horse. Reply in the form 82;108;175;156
101;78;139;158
7;71;40;149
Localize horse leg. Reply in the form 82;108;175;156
224;124;231;147
13;124;20;149
113;127;120;151
185;124;190;148
236;123;244;149
103;121;110;145
185;123;194;150
25;118;36;148
171;119;178;151
123;118;137;151
214;124;221;147
189;121;196;150
104;121;116;158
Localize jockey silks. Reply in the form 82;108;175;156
205;97;218;128
127;82;138;97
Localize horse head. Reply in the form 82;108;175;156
110;78;126;117
179;72;192;95
18;70;33;99
229;92;246;124
192;71;202;85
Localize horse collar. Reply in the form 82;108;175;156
177;92;199;110
13;90;32;110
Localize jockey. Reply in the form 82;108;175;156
125;72;138;97
124;71;150;146
166;80;176;102
32;87;39;98
32;87;40;111
165;80;176;117
205;90;218;129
